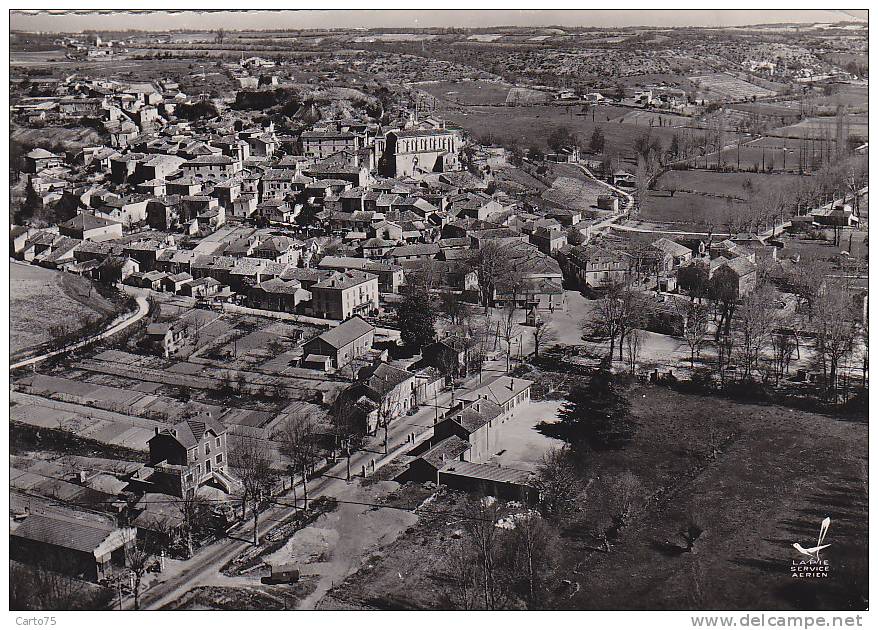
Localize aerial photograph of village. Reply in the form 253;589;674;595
6;7;870;618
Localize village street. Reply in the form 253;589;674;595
133;342;518;610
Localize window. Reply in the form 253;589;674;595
216;453;223;465
205;442;211;456
216;436;221;447
188;448;197;461
196;464;202;477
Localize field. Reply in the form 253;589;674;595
654;170;805;199
320;385;868;610
773;115;869;141
705;136;833;173
417;79;513;106
641;170;807;229
688;72;776;100
442;104;678;156
10;263;119;359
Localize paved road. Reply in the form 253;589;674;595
10;294;150;371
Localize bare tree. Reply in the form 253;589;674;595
625;327;643;375
585;283;648;367
733;284;777;380
500;301;523;374
532;320;558;359
275;410;321;511
463;496;506;610
125;536;154;611
677;300;710;368
445;537;480;610
534;446;583;523
229;435;275;545
374;378;401;455
508;510;559;609
770;329;797;385
330;396;364;482
812;280;860;402
177;493;209;558
468;241;513;311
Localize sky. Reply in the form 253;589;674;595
9;9;868;33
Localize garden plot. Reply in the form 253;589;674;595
688;73;775;100
10;392;161;452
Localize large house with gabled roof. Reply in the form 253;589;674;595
147;414;237;497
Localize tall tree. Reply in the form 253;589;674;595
398;286;437;351
558;370;635;450
275;410;321;510
812;280;860;403
125;535;155;611
733;284;777;380
677;300;711;368
229;435;275;545
532;320;558;359
534;446;583;522
330;394;365;482
467;241;513;311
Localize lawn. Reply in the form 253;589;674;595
10;263;119;359
320;385;868;610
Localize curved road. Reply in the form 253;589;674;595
10;294;150;370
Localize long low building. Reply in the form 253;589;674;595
438;460;537;504
10;509;136;582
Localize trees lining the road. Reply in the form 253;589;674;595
275;410;321;511
229;435;275;545
330;394;366;482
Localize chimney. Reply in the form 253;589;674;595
78;471;88;484
508;378;515;391
154;427;159;435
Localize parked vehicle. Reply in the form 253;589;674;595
261;563;300;585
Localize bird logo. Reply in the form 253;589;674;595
792;517;831;560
